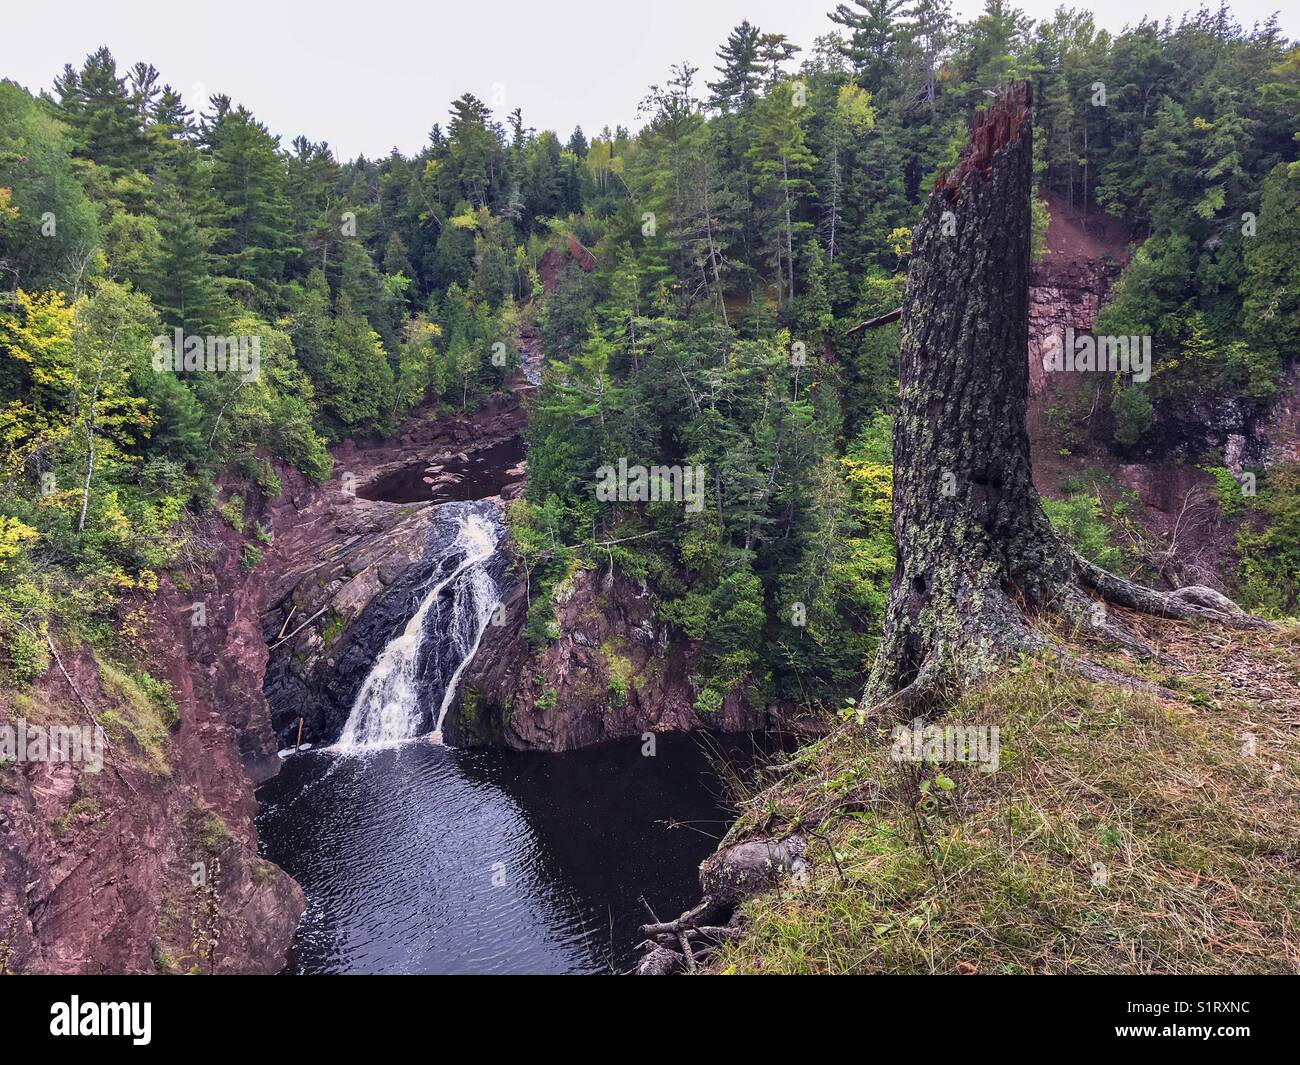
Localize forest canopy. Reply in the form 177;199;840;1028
1;1;1297;698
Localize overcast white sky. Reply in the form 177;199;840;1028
2;0;1292;160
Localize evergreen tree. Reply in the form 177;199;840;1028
206;104;298;290
54;47;149;175
708;21;764;111
747;80;816;306
829;0;909;94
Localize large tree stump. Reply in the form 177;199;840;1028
864;81;1264;711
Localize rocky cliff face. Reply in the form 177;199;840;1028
1027;256;1123;401
1023;194;1129;452
447;567;764;750
0;500;302;974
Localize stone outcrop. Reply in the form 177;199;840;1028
1027;208;1292;469
1027;257;1123;399
1258;359;1300;468
447;567;764;751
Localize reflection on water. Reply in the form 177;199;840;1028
256;733;756;974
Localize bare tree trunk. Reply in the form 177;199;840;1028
77;379;99;534
827;139;840;264
701;159;729;329
208;380;246;448
782;157;794;305
863;82;1264;712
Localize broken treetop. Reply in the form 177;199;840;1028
934;81;1032;203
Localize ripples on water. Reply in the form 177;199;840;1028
256;734;756;974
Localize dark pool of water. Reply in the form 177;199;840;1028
358;438;525;504
255;733;758;974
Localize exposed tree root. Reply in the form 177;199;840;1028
866;558;1264;725
1074;555;1270;629
869;660;947;718
1055;583;1159;660
638;898;725;939
634;836;807;975
635;909;746;975
1017;629;1179;701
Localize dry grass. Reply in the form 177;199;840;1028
712;618;1300;974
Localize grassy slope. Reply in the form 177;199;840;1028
713;612;1300;974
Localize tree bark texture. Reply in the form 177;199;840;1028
864;82;1264;710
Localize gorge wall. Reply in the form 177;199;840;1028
447;567;763;750
1025;196;1296;594
0;490;302;974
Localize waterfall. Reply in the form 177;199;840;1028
334;503;501;751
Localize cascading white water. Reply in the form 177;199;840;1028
334;506;500;751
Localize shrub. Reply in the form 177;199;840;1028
2;624;48;685
1200;465;1250;520
254;458;281;499
1236;462;1300;618
218;495;245;533
693;686;724;715
1043;493;1124;574
1111;385;1153;447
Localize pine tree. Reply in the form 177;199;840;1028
828;0;909;94
747;81;816;306
566;126;589;158
206;104;298;288
902;0;952;109
820;83;875;263
1242;161;1300;363
708;22;764;111
54;47;148;175
757;33;801;88
444;94;504;209
150;181;226;333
